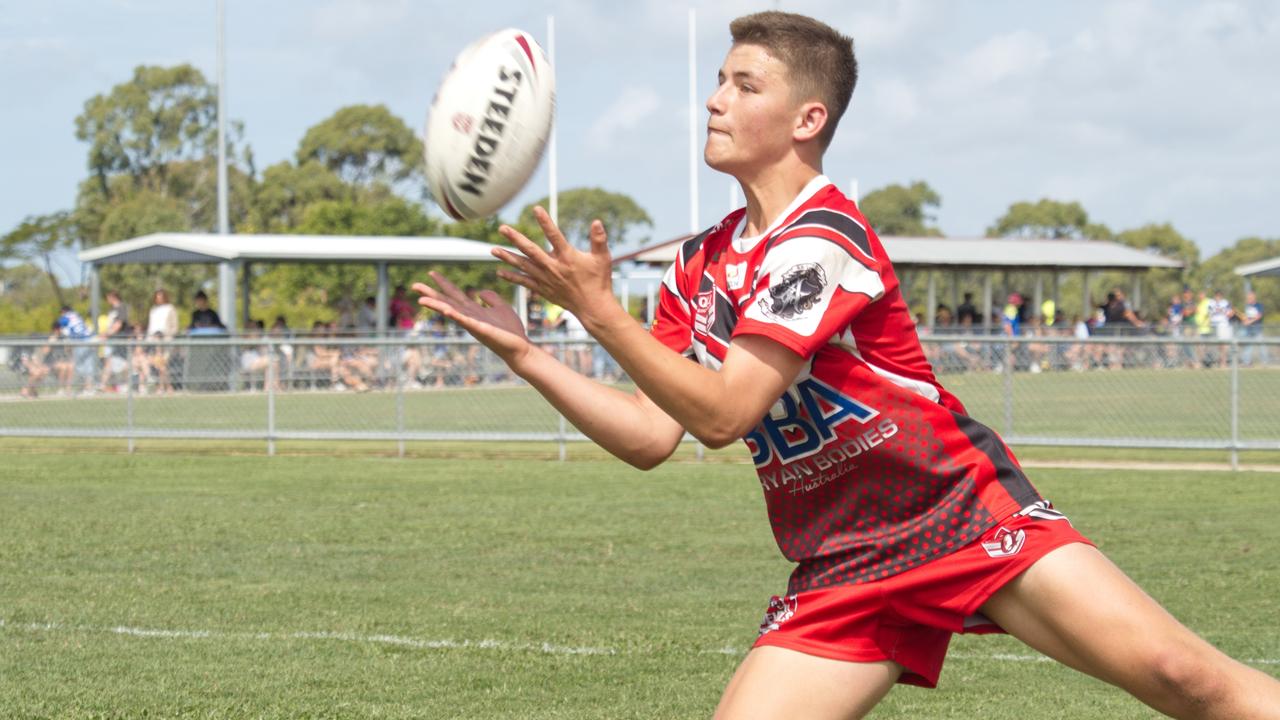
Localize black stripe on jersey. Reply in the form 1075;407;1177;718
708;287;738;348
681;225;716;267
949;412;1043;510
784;209;873;259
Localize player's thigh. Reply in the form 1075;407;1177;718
714;646;901;720
979;542;1230;691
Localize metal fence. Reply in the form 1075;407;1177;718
1;334;1277;463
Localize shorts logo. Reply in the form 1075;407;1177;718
759;263;826;320
693;289;715;335
758;594;798;636
982;527;1026;558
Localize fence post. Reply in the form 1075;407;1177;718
126;350;136;454
396;343;406;459
267;339;276;457
1230;337;1239;471
1002;338;1015;437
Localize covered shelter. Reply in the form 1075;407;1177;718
615;234;1183;331
1235;255;1280;290
78;232;509;335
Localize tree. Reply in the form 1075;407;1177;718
247;160;353;233
987;199;1111;240
1196;236;1280;306
858;181;943;237
75;64;246;199
518;188;653;250
295;105;424;190
1;212;79;307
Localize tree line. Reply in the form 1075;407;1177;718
2;63;1277;333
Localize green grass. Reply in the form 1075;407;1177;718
2;452;1277;718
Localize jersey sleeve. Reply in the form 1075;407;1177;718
733;234;885;358
649;262;695;357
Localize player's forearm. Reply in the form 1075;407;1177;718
580;305;750;448
512;346;681;469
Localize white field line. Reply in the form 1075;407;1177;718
2;618;1277;667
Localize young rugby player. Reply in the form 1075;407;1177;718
415;11;1280;718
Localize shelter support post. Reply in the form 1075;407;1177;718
1052;271;1061;309
1082;270;1093;320
219;261;239;335
926;271;937;330
515;286;529;331
241;262;251;329
982;275;993;333
1033;274;1044;323
950;270;960;316
1131;271;1141;313
89;266;101;329
376;261;389;337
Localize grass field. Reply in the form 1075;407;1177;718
2;451;1277;718
4;367;1280;446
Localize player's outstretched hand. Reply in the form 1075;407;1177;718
493;206;615;322
413;273;532;367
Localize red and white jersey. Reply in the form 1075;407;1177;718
651;176;1045;593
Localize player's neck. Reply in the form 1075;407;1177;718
737;158;822;237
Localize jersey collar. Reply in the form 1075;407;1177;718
731;174;832;253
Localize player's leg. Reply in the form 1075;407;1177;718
980;542;1280;719
714;646;901;720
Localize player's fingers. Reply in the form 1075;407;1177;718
588;219;610;258
533;206;572;255
499;224;556;267
429;271;475;306
476;289;507;308
491;247;544;281
497;269;538;291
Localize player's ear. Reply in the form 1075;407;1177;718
793;101;828;144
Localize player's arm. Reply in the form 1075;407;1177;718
491;208;809;448
413;275;687;469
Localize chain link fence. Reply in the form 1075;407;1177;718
2;334;1277;461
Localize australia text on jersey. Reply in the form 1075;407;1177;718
745;375;900;495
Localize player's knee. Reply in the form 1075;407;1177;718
1144;645;1232;712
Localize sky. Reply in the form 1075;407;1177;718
3;0;1279;282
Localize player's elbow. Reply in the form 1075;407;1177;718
695;423;747;450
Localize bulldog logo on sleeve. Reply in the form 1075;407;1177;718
759;263;827;320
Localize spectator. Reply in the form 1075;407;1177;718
955;292;979;325
57;304;97;395
17;324;57;398
147;289;179;394
560;308;592;376
526;294;547;335
390;285;416;332
1240;290;1267;366
1001;293;1023;336
188;290;225;331
304;321;341;389
1104;288;1144;332
357;296;378;335
98;291;131;392
1208;289;1234;367
239;320;282;392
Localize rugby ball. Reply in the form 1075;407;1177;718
425;29;555;220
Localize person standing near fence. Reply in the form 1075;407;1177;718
1240;290;1266;366
146;289;179;394
415;11;1280;718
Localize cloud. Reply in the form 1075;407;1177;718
586;85;662;150
946;30;1051;96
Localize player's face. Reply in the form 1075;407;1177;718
705;44;802;176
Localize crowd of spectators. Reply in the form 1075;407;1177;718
5;283;1270;398
921;286;1269;374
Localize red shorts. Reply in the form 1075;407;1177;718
752;510;1093;688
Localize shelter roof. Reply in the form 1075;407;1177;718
79;233;502;265
615;235;1183;271
1235;255;1280;278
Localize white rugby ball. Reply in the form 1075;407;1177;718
425;29;555;220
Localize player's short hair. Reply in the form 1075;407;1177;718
729;11;857;150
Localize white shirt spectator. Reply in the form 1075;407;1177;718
148;303;179;339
